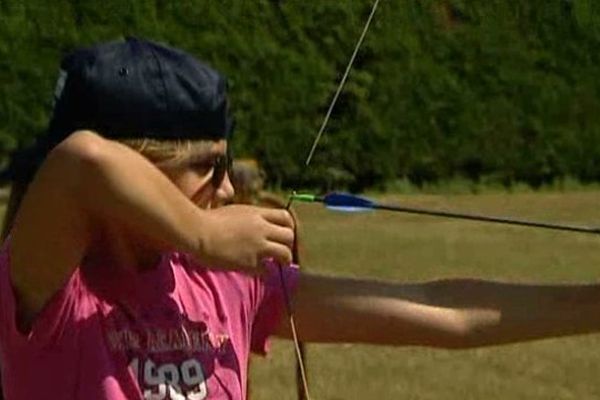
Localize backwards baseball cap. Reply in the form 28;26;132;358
51;36;233;141
3;37;234;181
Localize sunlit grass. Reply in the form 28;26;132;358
250;190;600;399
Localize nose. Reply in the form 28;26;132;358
215;172;235;204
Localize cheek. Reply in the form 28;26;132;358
172;172;212;203
175;179;197;199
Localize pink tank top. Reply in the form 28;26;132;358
0;240;298;399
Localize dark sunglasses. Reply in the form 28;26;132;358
211;150;233;188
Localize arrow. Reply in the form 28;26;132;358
291;192;600;235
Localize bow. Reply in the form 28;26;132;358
277;1;383;399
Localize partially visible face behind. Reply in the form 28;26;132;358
159;139;234;209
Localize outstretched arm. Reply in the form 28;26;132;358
276;273;600;348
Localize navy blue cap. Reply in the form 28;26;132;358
51;37;233;142
4;37;234;181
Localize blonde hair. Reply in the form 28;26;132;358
119;138;215;168
0;136;218;240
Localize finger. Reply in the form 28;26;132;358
265;224;295;248
260;242;293;266
261;208;295;229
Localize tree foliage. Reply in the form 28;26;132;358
0;0;599;190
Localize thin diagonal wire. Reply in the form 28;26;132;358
282;2;382;399
304;0;382;167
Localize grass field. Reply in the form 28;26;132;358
249;190;600;400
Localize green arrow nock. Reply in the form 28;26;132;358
289;193;317;203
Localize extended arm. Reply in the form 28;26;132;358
276;273;600;348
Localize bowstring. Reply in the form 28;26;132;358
279;1;382;399
304;0;382;168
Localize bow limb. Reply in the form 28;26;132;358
278;1;383;399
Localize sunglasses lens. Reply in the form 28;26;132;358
211;154;231;188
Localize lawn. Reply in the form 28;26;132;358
249;190;600;399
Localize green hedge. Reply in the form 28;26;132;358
1;0;599;191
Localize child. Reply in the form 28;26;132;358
2;38;600;400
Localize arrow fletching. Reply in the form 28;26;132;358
322;192;375;212
290;192;375;212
